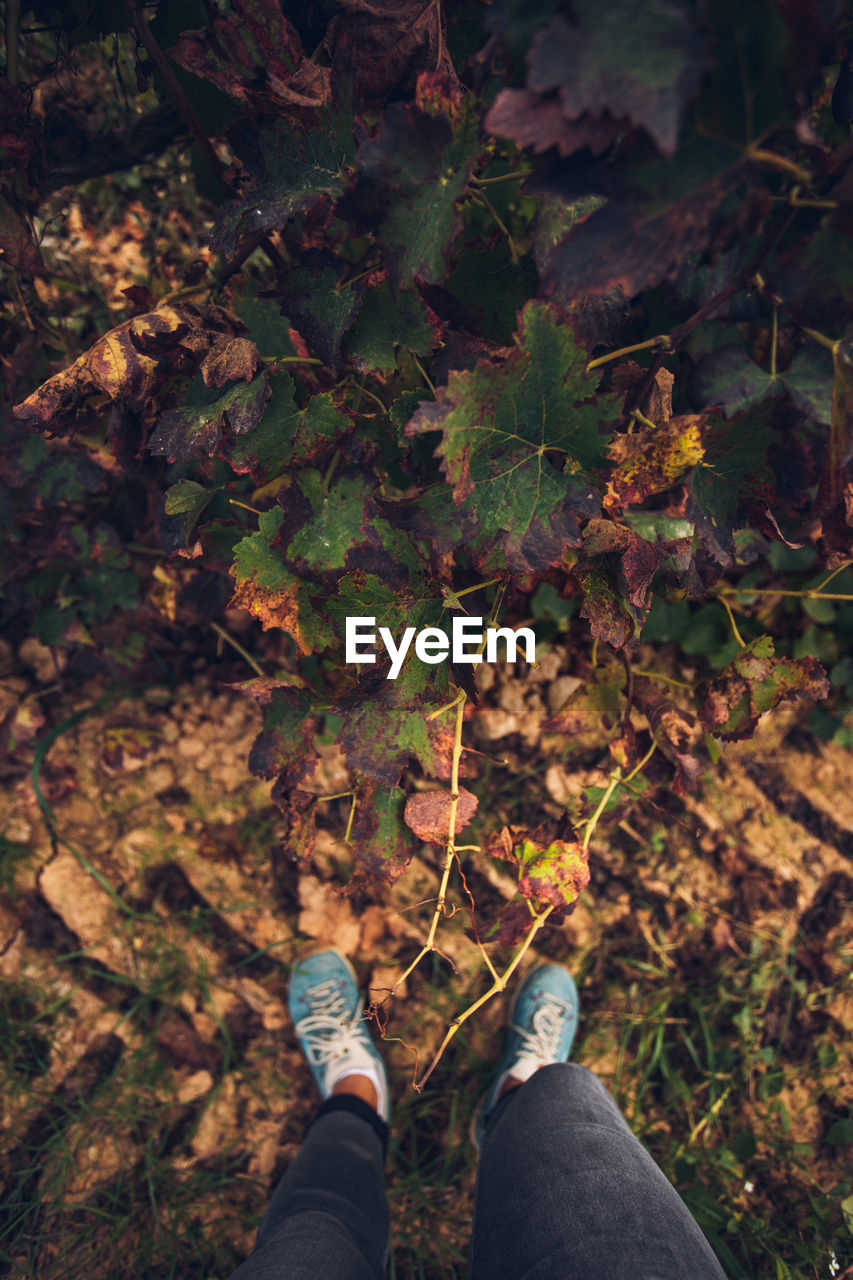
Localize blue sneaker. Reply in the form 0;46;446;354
288;948;390;1123
472;963;579;1149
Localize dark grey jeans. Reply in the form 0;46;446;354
229;1064;728;1279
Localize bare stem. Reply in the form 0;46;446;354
719;596;747;648
343;793;357;845
586;336;669;372
415;904;555;1091
582;768;622;852
210;622;266;677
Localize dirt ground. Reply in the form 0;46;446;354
0;631;851;1278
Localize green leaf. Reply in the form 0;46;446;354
690;403;778;532
780;343;834;426
327;571;444;641
240;681;319;789
225;373;349;484
283;251;362;370
333;662;452;786
211;111;354;256
230;507;333;654
287;471;371;573
149;371;271;462
700;635;829;740
692;345;777;416
350;780;418;882
344;74;481;290
164;479;221;540
693;342;833;426
513;836;591;913
826;1118;853;1146
406;301;616;573
231;283;300;361
343;282;440;375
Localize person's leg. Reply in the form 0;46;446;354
470;1063;727;1280
468;965;727;1280
229;1095;389;1280
229;949;392;1280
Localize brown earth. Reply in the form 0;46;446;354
0;634;851;1277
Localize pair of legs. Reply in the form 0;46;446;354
230;954;728;1279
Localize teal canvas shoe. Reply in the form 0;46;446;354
472;962;579;1150
288;948;390;1123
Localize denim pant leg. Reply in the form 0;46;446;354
468;1063;727;1280
229;1095;390;1280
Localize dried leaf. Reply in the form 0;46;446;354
606;413;705;507
699;636;829;740
403;787;478;844
169;2;330;110
488;1;709;159
13;304;246;433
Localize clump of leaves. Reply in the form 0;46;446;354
5;0;853;1078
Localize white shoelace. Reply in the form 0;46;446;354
507;991;574;1081
294;977;388;1117
294;977;363;1068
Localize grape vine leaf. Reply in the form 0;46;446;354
606;413;705;507
333;662;452;786
282;251;363;370
699;636;829;740
405;301;616;573
487;0;708;159
403;787;478;844
690;403;779;537
341;71;481;291
351;780;419;882
507;834;589;916
224;374;349;484
532;137;744;300
164;479;221;540
169;2;330;110
13;303;246;432
491;834;591;944
343;280;443;375
211;111;355;256
578;518;665;611
230;507;334;654
150;370;271;461
325;0;456;107
692;343;833;425
237;680;319;789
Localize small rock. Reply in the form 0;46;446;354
19;637;64;683
177;1069;214;1104
548;676;583;715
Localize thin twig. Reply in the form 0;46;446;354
210;621;266;677
415;904;555;1091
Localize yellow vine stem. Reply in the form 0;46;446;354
633;669;692;690
745;146;811;184
586;334;671;372
415;902;556;1091
712;552;850;601
582;767;622;852
719;595;747;648
390;690;468;994
210;621;266;677
343;793;357;846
